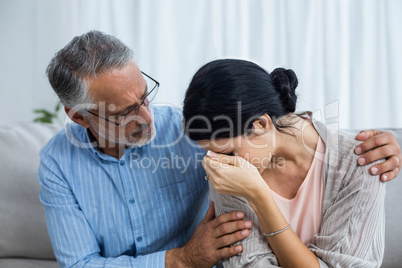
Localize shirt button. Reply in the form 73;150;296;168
136;236;143;242
120;160;125;166
129;198;135;204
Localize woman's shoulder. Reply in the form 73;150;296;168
314;130;386;267
312;121;378;178
320;128;386;209
324;128;383;179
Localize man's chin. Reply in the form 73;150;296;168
125;127;156;147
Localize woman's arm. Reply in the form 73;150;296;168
248;187;320;268
203;153;320;268
208;186;280;267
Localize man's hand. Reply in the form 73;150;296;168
166;202;252;268
355;129;401;182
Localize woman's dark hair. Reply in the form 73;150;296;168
183;59;298;141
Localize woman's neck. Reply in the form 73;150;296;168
261;116;320;199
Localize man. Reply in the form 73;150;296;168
38;31;401;268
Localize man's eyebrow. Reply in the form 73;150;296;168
110;86;148;115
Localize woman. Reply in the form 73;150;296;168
182;59;385;267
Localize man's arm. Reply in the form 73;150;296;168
355;129;401;181
39;157;251;268
38;157;166;268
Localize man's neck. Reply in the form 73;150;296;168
87;128;126;159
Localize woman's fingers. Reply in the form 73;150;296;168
205;150;254;168
202;155;222;175
202;153;251;182
206;150;239;166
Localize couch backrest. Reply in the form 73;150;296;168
0;122;60;259
379;129;402;267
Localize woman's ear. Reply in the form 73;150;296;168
251;114;274;136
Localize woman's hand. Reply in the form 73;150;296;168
202;151;269;201
203;152;320;268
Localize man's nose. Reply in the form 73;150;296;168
136;104;152;125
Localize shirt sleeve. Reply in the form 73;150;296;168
307;162;386;268
38;155;166;268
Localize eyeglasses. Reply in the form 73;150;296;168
86;71;159;127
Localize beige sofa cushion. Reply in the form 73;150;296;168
0;258;58;268
0;122;60;260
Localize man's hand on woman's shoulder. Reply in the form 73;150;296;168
355;129;401;182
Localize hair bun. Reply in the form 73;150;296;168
270;68;298;113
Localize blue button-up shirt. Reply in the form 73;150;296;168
38;105;209;268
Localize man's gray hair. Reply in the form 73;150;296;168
46;30;133;110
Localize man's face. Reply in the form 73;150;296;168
86;62;155;147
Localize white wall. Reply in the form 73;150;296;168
1;0;401;129
0;0;57;123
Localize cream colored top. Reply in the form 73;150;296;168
272;137;324;245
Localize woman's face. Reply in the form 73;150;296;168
196;117;278;173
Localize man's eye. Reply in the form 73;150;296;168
121;111;130;117
122;107;135;117
140;92;148;102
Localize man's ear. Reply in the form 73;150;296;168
251;114;274;136
65;106;91;128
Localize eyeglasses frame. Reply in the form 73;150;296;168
85;71;159;127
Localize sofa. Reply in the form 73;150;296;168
0;122;401;268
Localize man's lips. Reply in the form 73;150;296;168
141;125;151;134
132;125;151;136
